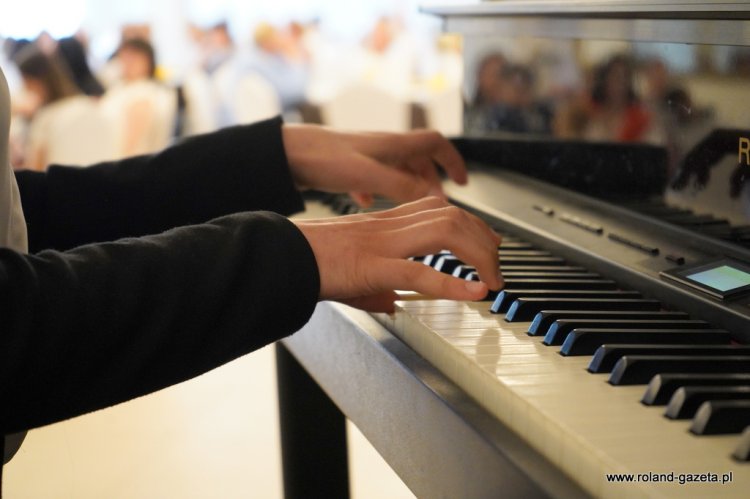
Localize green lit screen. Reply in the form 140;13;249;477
687;265;750;292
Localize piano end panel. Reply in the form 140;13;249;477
285;302;590;499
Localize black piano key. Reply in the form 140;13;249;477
560;329;732;355
643;373;750;406
497;250;553;257
666;386;750;419
502;272;601;279
453;266;475;279
544;319;712;345
609;356;750;386
498;242;536;250
690;400;750;435
499;256;567;266
499;279;618;291
500;265;588;273
733;426;750;461
457;267;604;281
528;310;689;336
505;298;662;322
421;251;450;266
592;346;750;375
433;254;463;273
491;290;642;314
464;267;592;281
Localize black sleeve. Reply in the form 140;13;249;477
0;211;320;434
15;116;304;252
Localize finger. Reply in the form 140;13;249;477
400;130;467;186
373;258;489;301
407;156;445;198
331;202;489;238
349;154;433;203
380;207;501;289
299;196;450;225
350;130;467;186
349;191;374;208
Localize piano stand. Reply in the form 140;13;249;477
275;342;350;499
277;302;587;499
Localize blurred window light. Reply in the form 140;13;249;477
0;0;86;38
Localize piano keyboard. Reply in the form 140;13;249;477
377;230;750;498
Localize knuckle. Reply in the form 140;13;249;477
443;205;467;225
422;195;448;208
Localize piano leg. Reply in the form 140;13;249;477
275;343;350;499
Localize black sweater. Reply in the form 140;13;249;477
2;117;320;435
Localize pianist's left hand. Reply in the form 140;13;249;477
296;196;503;313
282;124;467;207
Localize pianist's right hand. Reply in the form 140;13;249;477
296;196;504;313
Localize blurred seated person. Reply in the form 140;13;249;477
199;21;235;75
15;45;115;170
464;52;505;133
100;38;176;157
247;23;309;113
56;35;105;97
357;16;415;99
583;54;655;143
482;64;553;135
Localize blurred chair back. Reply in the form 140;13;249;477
101;81;177;157
322;83;410;132
424;87;463;136
29;96;117;166
181;69;219;136
234;73;282;124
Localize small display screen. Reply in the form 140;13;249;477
687;265;750;292
661;258;750;299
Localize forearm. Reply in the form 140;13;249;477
16;117;304;252
0;211;319;434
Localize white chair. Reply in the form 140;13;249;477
100;81;177;158
26;96;117;167
321;83;410;132
181;69;219;136
423;87;464;136
233;73;282;124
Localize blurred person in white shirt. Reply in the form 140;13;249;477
100;38;176;157
15;45;115;170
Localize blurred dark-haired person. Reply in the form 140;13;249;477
101;38;176;157
15;45;115;170
56;36;105;97
584;54;654;143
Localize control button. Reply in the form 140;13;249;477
665;254;686;265
608;233;660;256
559;213;603;234
533;205;555;216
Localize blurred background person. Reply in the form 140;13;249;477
15;44;114;170
479;63;553;135
464;52;506;134
584;54;654;143
100;37;177;157
246;22;309;113
56;35;105;97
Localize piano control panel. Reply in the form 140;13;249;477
662;259;750;301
